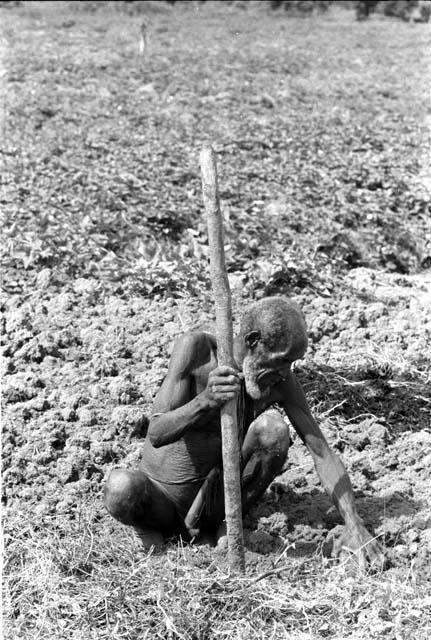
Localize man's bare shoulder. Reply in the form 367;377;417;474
170;330;216;375
174;329;216;354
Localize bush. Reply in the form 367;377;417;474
355;0;430;21
271;0;332;12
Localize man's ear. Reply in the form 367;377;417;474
244;330;261;349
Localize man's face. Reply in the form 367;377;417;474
240;300;308;400
242;343;294;400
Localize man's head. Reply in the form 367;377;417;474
239;296;308;399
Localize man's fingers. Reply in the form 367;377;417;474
210;381;235;390
333;536;385;572
212;385;240;393
210;375;240;386
332;534;345;557
214;365;239;376
366;543;387;571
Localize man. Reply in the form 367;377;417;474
104;296;383;568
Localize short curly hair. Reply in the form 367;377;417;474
240;296;308;354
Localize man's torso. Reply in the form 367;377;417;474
141;332;282;486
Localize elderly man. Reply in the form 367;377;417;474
104;296;383;567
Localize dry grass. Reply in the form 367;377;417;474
3;501;430;640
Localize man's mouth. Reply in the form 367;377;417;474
257;371;281;385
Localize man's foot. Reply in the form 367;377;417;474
134;527;164;548
215;521;228;551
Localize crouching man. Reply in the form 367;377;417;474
104;296;384;568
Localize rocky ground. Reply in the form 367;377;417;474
3;266;430;575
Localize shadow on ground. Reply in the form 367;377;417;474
244;485;426;558
297;363;430;438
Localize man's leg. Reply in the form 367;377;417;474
241;409;290;512
104;468;179;545
196;409;290;537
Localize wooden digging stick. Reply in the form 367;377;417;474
200;144;245;573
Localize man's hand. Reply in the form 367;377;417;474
203;366;242;408
333;521;386;571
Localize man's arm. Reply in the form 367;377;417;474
148;332;212;447
279;373;384;568
148;332;240;448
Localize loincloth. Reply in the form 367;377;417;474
141;471;208;520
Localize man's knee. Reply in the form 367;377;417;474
248;410;290;457
241;411;290;512
104;469;141;525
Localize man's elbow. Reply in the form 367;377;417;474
148;418;166;448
